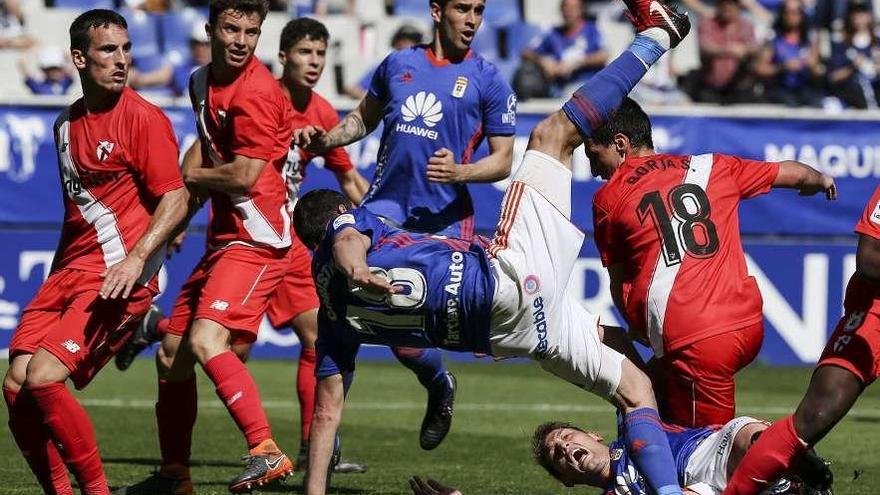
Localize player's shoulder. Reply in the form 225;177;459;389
238;59;285;100
467;50;504;78
309;90;338;115
121;87;170;119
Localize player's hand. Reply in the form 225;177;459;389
349;266;401;295
166;231;187;259
408;476;462;495
100;255;145;300
427;148;464;184
799;174;837;200
292;125;328;152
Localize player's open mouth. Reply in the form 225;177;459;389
570;447;589;471
461;31;474;42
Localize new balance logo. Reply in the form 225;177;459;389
210;300;230;311
62;339;80;353
227;391;243;406
649;1;681;39
401;91;443;128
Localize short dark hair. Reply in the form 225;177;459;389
532;421;586;482
590;97;654;150
429;0;453;9
69;9;128;53
279;17;330;53
209;0;269;27
293;189;353;249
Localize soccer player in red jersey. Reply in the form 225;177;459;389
587;98;836;429
2;9;188;495
722;186;880;494
120;1;295;493
271;17;368;472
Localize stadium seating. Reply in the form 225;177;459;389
157;8;207;56
53;0;115;9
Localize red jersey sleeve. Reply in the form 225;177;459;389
310;99;353;174
593;193;621;267
228;89;284;161
719;153;780;199
129;106;183;197
855;184;880;240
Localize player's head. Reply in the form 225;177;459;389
533;421;612;488
207;0;269;72
430;0;485;53
279;17;329;90
69;9;131;94
585;98;654;180
560;0;585;28
293;189;355;250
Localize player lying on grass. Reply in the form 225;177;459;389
292;0;694;492
407;417;834;495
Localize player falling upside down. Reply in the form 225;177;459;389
586;98;835;428
292;0;694;492
721;183;880;495
3;9;189;495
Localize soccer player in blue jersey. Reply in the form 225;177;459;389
295;0;518;452
293;0;695;490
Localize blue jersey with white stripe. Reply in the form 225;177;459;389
313;208;495;377
362;45;516;239
605;419;717;494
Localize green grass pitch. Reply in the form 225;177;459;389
1;360;879;494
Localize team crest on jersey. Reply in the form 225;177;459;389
96;141;115;162
610;448;623;461
523;274;540;295
452;76;468;98
871;200;880;225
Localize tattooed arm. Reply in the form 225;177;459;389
293;95;383;153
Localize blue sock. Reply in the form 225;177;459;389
562;35;667;139
393;347;449;394
624;408;683;495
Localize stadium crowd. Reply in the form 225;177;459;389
4;0;880;108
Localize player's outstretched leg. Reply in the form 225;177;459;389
392;347;457;450
115;306;165;371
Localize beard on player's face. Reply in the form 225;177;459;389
210;10;262;72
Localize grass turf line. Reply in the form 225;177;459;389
1;360;878;494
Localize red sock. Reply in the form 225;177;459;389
29;382;109;495
156;318;170;338
723;415;807;495
203;351;272;448
297;347;317;442
4;386;73;495
156;376;197;469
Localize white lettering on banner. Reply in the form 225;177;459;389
746;254;828;362
765;143;880;178
0;115;46;183
19;251;54;282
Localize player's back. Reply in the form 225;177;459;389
362;45;516;239
593;153;779;355
313;208;494;352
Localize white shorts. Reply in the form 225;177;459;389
488;150;624;399
684;416;764;493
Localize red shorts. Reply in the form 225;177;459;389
659;321;764;428
266;236;319;328
10;269;154;389
166;245;288;343
818;308;880;385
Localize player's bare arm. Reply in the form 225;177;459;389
100;186;189;299
335;169;370;205
426;135;514;184
773;160;837;199
333;228;398;294
296;94;383;152
183;154;267;194
856;234;880;282
306;373;346;495
526;111;586;167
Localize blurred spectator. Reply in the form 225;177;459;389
315;0;357;15
828;1;880;108
344;24;422;99
520;0;608;97
0;0;33;50
123;0;172;11
754;0;826;106
631;53;690;105
170;22;211;96
18;46;73;95
695;0;759;104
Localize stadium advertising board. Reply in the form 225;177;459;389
0;104;872;364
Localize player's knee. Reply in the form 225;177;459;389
232;342;253;362
4;355;29;391
22;357;69;388
188;322;230;364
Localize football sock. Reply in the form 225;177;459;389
562;36;666;139
4;386;72;495
297;347;318;443
203;351;272;448
723;415;807;495
392;347;449;395
29;382;109;495
156;375;197;469
623;408;683;495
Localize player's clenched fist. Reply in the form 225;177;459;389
293;125;327;152
427;148;464;184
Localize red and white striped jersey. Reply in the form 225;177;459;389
189;56;294;251
53;87;183;291
593;153;779;356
